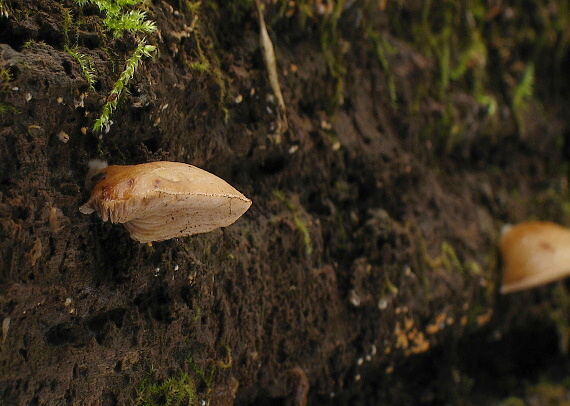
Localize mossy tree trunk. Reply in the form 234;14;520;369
1;0;569;404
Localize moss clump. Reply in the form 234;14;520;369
0;103;18;115
134;371;197;406
0;68;19;115
73;0;156;38
0;68;12;93
134;345;233;406
425;240;482;276
70;0;158;132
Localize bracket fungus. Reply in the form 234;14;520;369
500;221;570;294
79;161;252;243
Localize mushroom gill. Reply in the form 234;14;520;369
500;221;570;294
79;161;252;243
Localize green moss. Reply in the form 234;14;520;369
191;305;201;322
70;0;158;132
62;7;74;44
476;94;497;116
440;241;460;272
391;0;568;152
424;241;463;274
65;46;97;91
512;63;535;131
0;103;19;115
21;39;48;49
498;397;526;406
527;380;570;404
333;210;348;251
134;370;197;406
417;234;489;303
498;378;570;405
320;1;346;112
380;0;503;153
273;190;313;255
181;1;203;15
0;68;18;115
378;275;399;306
187;354;213;389
186;347;232;395
94;40;156;132
0;67;12;92
365;24;397;107
292;214;313;256
434;241;483;277
189;50;211;74
217;345;232;370
178;1;230;120
218;0;348;113
134;345;233;406
415;0;456;99
0;0;11;17
73;0;156;38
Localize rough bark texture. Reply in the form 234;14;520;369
1;0;569;405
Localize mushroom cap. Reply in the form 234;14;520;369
80;161;252;243
500;221;570;294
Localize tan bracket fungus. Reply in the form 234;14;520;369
80;161;252;243
500;221;570;294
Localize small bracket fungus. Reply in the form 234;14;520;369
80;161;252;243
500;221;570;294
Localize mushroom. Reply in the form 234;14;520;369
79;161;252;243
500;221;570;294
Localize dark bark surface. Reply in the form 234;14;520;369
1;0;569;405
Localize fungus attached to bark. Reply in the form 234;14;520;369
500;221;570;294
79;161;252;243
